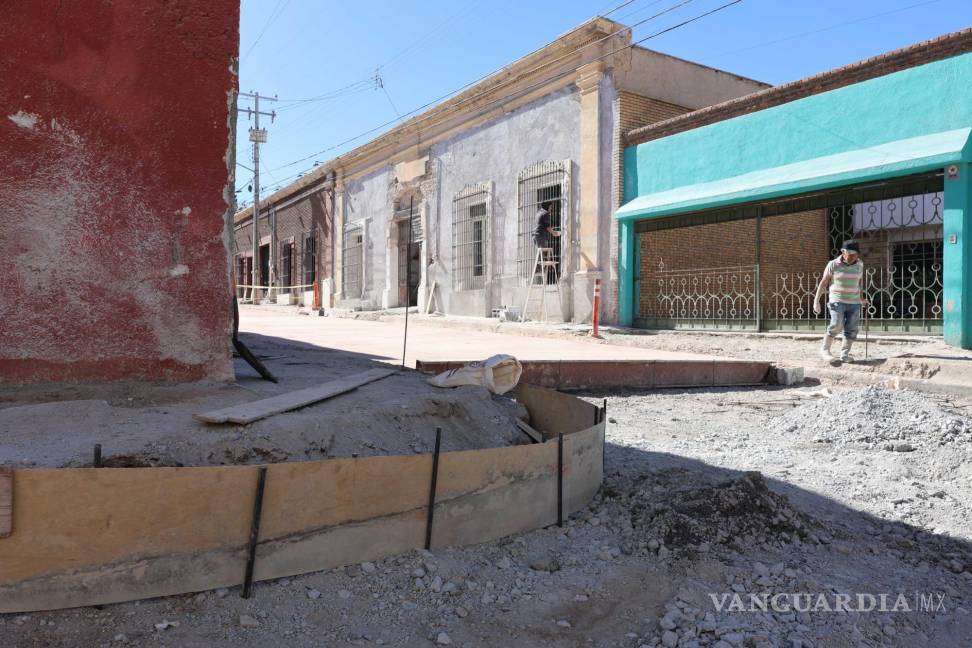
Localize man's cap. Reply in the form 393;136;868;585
841;239;861;253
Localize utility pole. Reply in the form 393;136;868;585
238;91;277;302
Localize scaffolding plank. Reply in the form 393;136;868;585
194;368;397;424
0;468;11;538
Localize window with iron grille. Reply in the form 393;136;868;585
342;224;363;298
279;241;293;293
452;183;490;291
302;231;316;287
517;161;569;282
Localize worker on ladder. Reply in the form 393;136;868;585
522;203;564;322
533;203;561;284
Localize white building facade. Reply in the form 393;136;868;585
249;18;767;324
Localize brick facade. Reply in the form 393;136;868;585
637;210;829;319
613;91;689;209
232;189;333;302
608;92;691;323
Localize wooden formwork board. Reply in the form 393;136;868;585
0;384;603;613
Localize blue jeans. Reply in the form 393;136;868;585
827;302;861;341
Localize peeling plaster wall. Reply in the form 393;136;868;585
0;1;239;383
431;87;583;318
343;167;395;310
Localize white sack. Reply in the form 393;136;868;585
427;354;523;395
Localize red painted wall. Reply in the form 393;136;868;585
0;1;239;383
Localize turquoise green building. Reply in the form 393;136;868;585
615;30;972;348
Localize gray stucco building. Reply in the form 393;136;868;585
234;17;766;324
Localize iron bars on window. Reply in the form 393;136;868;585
452;183;490;291
342;224;363;298
517;161;570;283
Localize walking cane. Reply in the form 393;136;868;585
864;300;869;360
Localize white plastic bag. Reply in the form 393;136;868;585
427;354;523;395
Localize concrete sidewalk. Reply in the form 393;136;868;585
237;306;720;367
241;305;972;396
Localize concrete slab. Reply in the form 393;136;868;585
239;306;729;368
416;359;773;390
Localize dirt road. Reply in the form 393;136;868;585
5;312;972;647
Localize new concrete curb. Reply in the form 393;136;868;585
805;367;972;398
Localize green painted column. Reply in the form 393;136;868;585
618;220;636;327
943;162;972;349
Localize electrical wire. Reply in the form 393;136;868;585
706;0;945;61
378;0;482;74
616;0;668;22
266;0;706;175
380;81;402;118
274;77;378;111
241;0;290;63
596;0;640;17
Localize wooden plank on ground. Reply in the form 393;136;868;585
194;368;397;425
0;468;12;538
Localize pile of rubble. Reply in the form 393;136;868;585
779;386;972;451
601;471;826;557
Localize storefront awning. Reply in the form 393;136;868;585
615;127;972;222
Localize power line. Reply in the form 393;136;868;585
267;0;704;175
261;0;744;192
377;0;482;74
378;73;403;118
596;0;640;17
267;0;478;114
706;0;945;61
617;0;668;22
274;77;379;111
241;0;291;63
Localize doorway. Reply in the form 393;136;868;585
398;224;422;307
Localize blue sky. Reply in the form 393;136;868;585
236;0;971;201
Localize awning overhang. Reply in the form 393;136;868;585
615;127;972;222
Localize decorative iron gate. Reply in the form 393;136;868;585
648;265;758;330
636;172;944;334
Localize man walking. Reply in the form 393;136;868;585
813;240;866;362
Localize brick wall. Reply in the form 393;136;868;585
607;91;691;323
232;189;333;297
759;210;830;317
637;210;829;319
613;92;689;209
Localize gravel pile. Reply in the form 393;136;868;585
602;471;829;557
779;386;972;451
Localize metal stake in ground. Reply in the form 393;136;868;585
864;300;869;359
401;196;414;370
242;465;268;599
557;433;564;528
93;444;102;468
425;426;442;550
